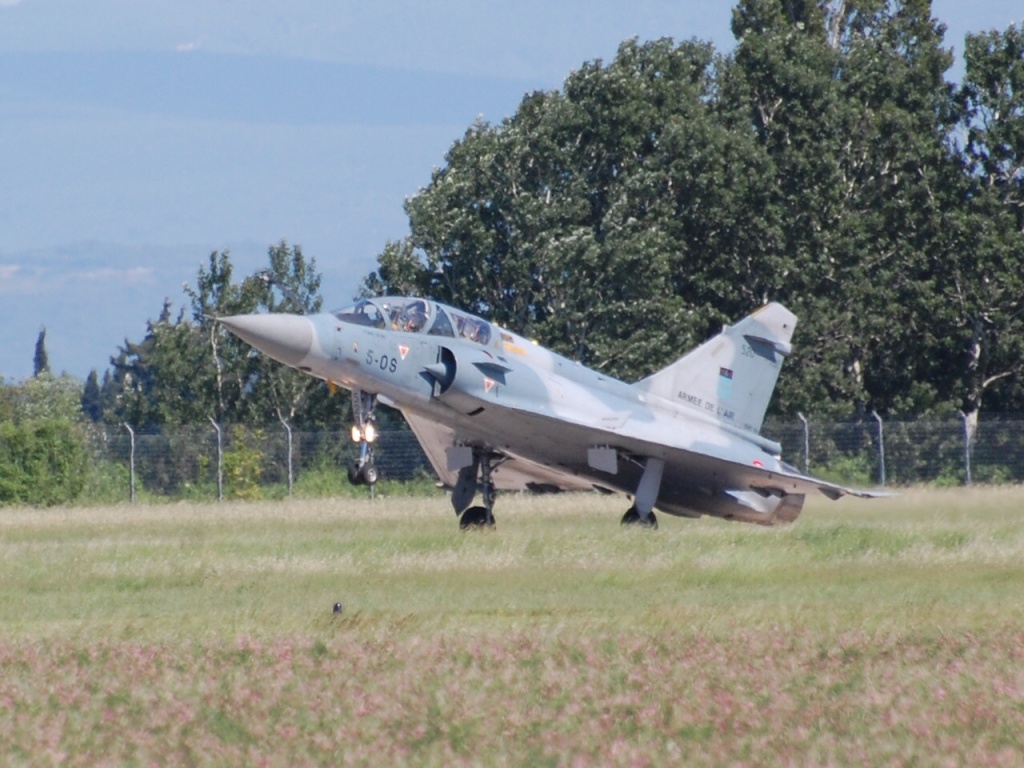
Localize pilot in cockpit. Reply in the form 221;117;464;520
463;317;490;344
398;300;428;333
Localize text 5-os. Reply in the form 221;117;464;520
366;351;398;373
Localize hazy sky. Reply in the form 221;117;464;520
1;0;1021;380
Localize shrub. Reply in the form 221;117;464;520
223;426;264;500
79;459;132;505
0;419;88;506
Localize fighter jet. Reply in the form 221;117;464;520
219;297;878;529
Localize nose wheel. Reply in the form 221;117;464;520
347;459;379;486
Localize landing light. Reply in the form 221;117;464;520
351;424;378;443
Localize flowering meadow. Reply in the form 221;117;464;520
2;488;1023;766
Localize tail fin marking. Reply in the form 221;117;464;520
633;303;797;435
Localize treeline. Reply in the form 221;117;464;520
365;1;1024;429
83;242;348;432
1;244;354;505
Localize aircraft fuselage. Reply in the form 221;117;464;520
221;297;811;524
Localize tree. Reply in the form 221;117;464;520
949;24;1024;431
81;369;102;422
722;0;964;418
106;300;211;428
104;243;346;429
363;11;964;415
3;373;85;425
181;249;268;423
183;241;342;427
0;380;14;423
366;39;767;381
243;241;342;427
33;327;50;377
362;239;430;298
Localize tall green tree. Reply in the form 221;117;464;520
833;0;962;416
33;327;50;377
182;250;259;423
367;38;769;381
242;241;342;427
950;24;1024;429
107;300;211;428
725;0;962;417
81;369;102;422
106;243;345;429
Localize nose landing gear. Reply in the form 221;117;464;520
347;390;379;486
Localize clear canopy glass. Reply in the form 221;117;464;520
333;297;491;345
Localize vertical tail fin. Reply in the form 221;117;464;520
632;303;797;434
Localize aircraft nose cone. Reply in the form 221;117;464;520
218;313;314;369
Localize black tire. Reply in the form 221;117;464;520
459;505;495;529
359;463;380;486
347;463;363;486
620;505;658;529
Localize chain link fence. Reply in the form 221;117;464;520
763;416;1023;486
84;416;1024;502
86;424;432;502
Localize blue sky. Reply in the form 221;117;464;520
1;0;1021;381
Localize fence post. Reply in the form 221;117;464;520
797;412;809;474
123;423;136;504
209;417;223;502
958;410;972;486
280;416;293;496
871;410;886;486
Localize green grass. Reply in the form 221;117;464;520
2;487;1024;765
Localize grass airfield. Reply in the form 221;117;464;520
3;487;1024;765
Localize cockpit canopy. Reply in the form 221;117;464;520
332;297;492;346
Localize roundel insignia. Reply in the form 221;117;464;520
752;459;764;468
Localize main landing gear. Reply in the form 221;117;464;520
449;446;504;529
347;390;379;486
619;456;664;530
621;506;658;529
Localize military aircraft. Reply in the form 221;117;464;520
219;297;879;529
